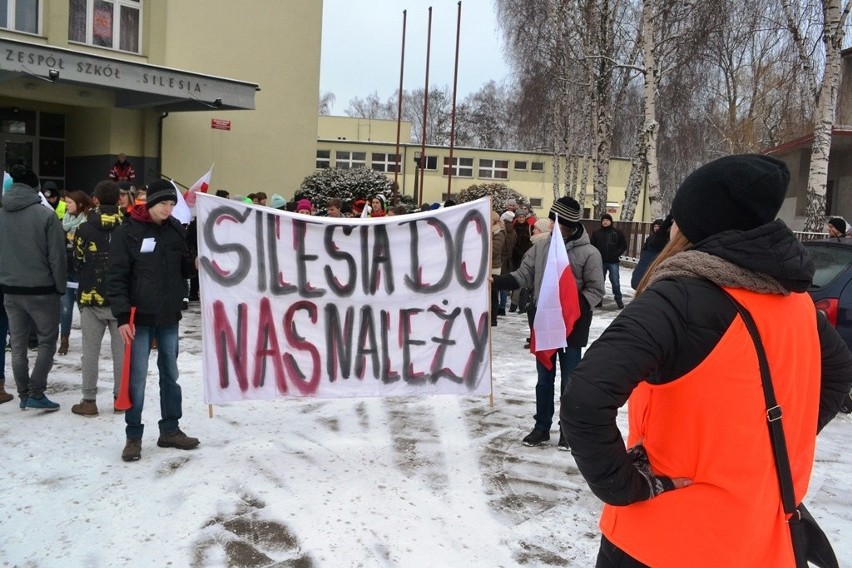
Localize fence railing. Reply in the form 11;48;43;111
578;219;830;262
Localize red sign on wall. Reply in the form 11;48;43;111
211;119;231;131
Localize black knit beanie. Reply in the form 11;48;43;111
601;213;613;222
549;196;581;228
145;179;178;209
671;154;789;244
828;217;846;235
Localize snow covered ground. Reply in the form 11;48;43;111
1;267;850;567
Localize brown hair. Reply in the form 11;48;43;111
635;230;693;295
65;190;93;217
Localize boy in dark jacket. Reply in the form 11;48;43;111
590;214;627;308
71;180;125;416
107;179;199;462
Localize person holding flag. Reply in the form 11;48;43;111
493;196;604;449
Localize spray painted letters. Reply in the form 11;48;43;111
196;195;492;403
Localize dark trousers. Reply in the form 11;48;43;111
596;535;649;568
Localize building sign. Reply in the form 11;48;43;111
0;38;257;110
211;119;231;130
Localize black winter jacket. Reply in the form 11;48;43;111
106;209;196;327
561;220;852;506
590;225;627;264
74;205;122;307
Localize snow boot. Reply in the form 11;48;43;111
71;399;99;416
122;439;142;462
0;381;13;404
58;335;69;355
157;429;200;450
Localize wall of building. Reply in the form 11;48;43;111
318;116;412;144
160;0;322;196
316;116;650;221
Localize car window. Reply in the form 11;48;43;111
806;243;852;289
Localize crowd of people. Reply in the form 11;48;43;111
1;152;851;565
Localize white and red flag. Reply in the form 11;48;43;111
182;165;214;207
530;217;581;369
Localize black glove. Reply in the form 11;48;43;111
492;274;519;291
627;443;675;499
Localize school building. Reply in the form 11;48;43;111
0;0;321;194
317;115;653;221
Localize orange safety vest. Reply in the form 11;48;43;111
600;288;820;567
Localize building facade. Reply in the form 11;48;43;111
0;0;321;194
317;115;652;221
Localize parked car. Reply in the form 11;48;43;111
803;238;852;413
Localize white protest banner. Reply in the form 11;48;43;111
196;194;493;403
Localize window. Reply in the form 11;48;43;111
371;152;400;173
0;0;39;34
443;156;473;177
478;158;509;179
335;150;366;170
69;0;142;54
530;161;545;173
416;155;438;171
514;160;528;171
529;198;542;208
316;150;330;169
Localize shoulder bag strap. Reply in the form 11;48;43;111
724;293;798;516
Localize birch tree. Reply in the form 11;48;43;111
782;0;851;231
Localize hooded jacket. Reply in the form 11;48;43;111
0;182;67;295
74;205;123;307
561;220;852;567
495;225;605;347
106;206;196;327
590;223;627;264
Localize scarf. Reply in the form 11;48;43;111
645;250;788;295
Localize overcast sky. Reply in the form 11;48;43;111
320;0;512;115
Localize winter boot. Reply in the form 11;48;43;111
157;429;200;450
122;438;142;462
58;335;69;355
0;381;13;404
71;399;99;416
522;428;550;447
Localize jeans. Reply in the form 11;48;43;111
60;277;77;337
534;346;582;431
4;293;60;398
499;290;508;310
125;324;183;440
602;262;623;304
0;308;7;381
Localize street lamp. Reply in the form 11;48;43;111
413;151;422;206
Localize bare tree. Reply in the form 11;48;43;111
345;92;396;119
455;81;516;149
782;0;851;231
319;91;336;115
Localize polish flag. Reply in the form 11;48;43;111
171;180;193;225
530;216;581;369
183;165;214;207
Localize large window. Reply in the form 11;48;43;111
69;0;142;53
478;158;509;179
371;152;400;173
316;150;330;169
443;156;473;177
335;150;366;170
0;0;39;34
